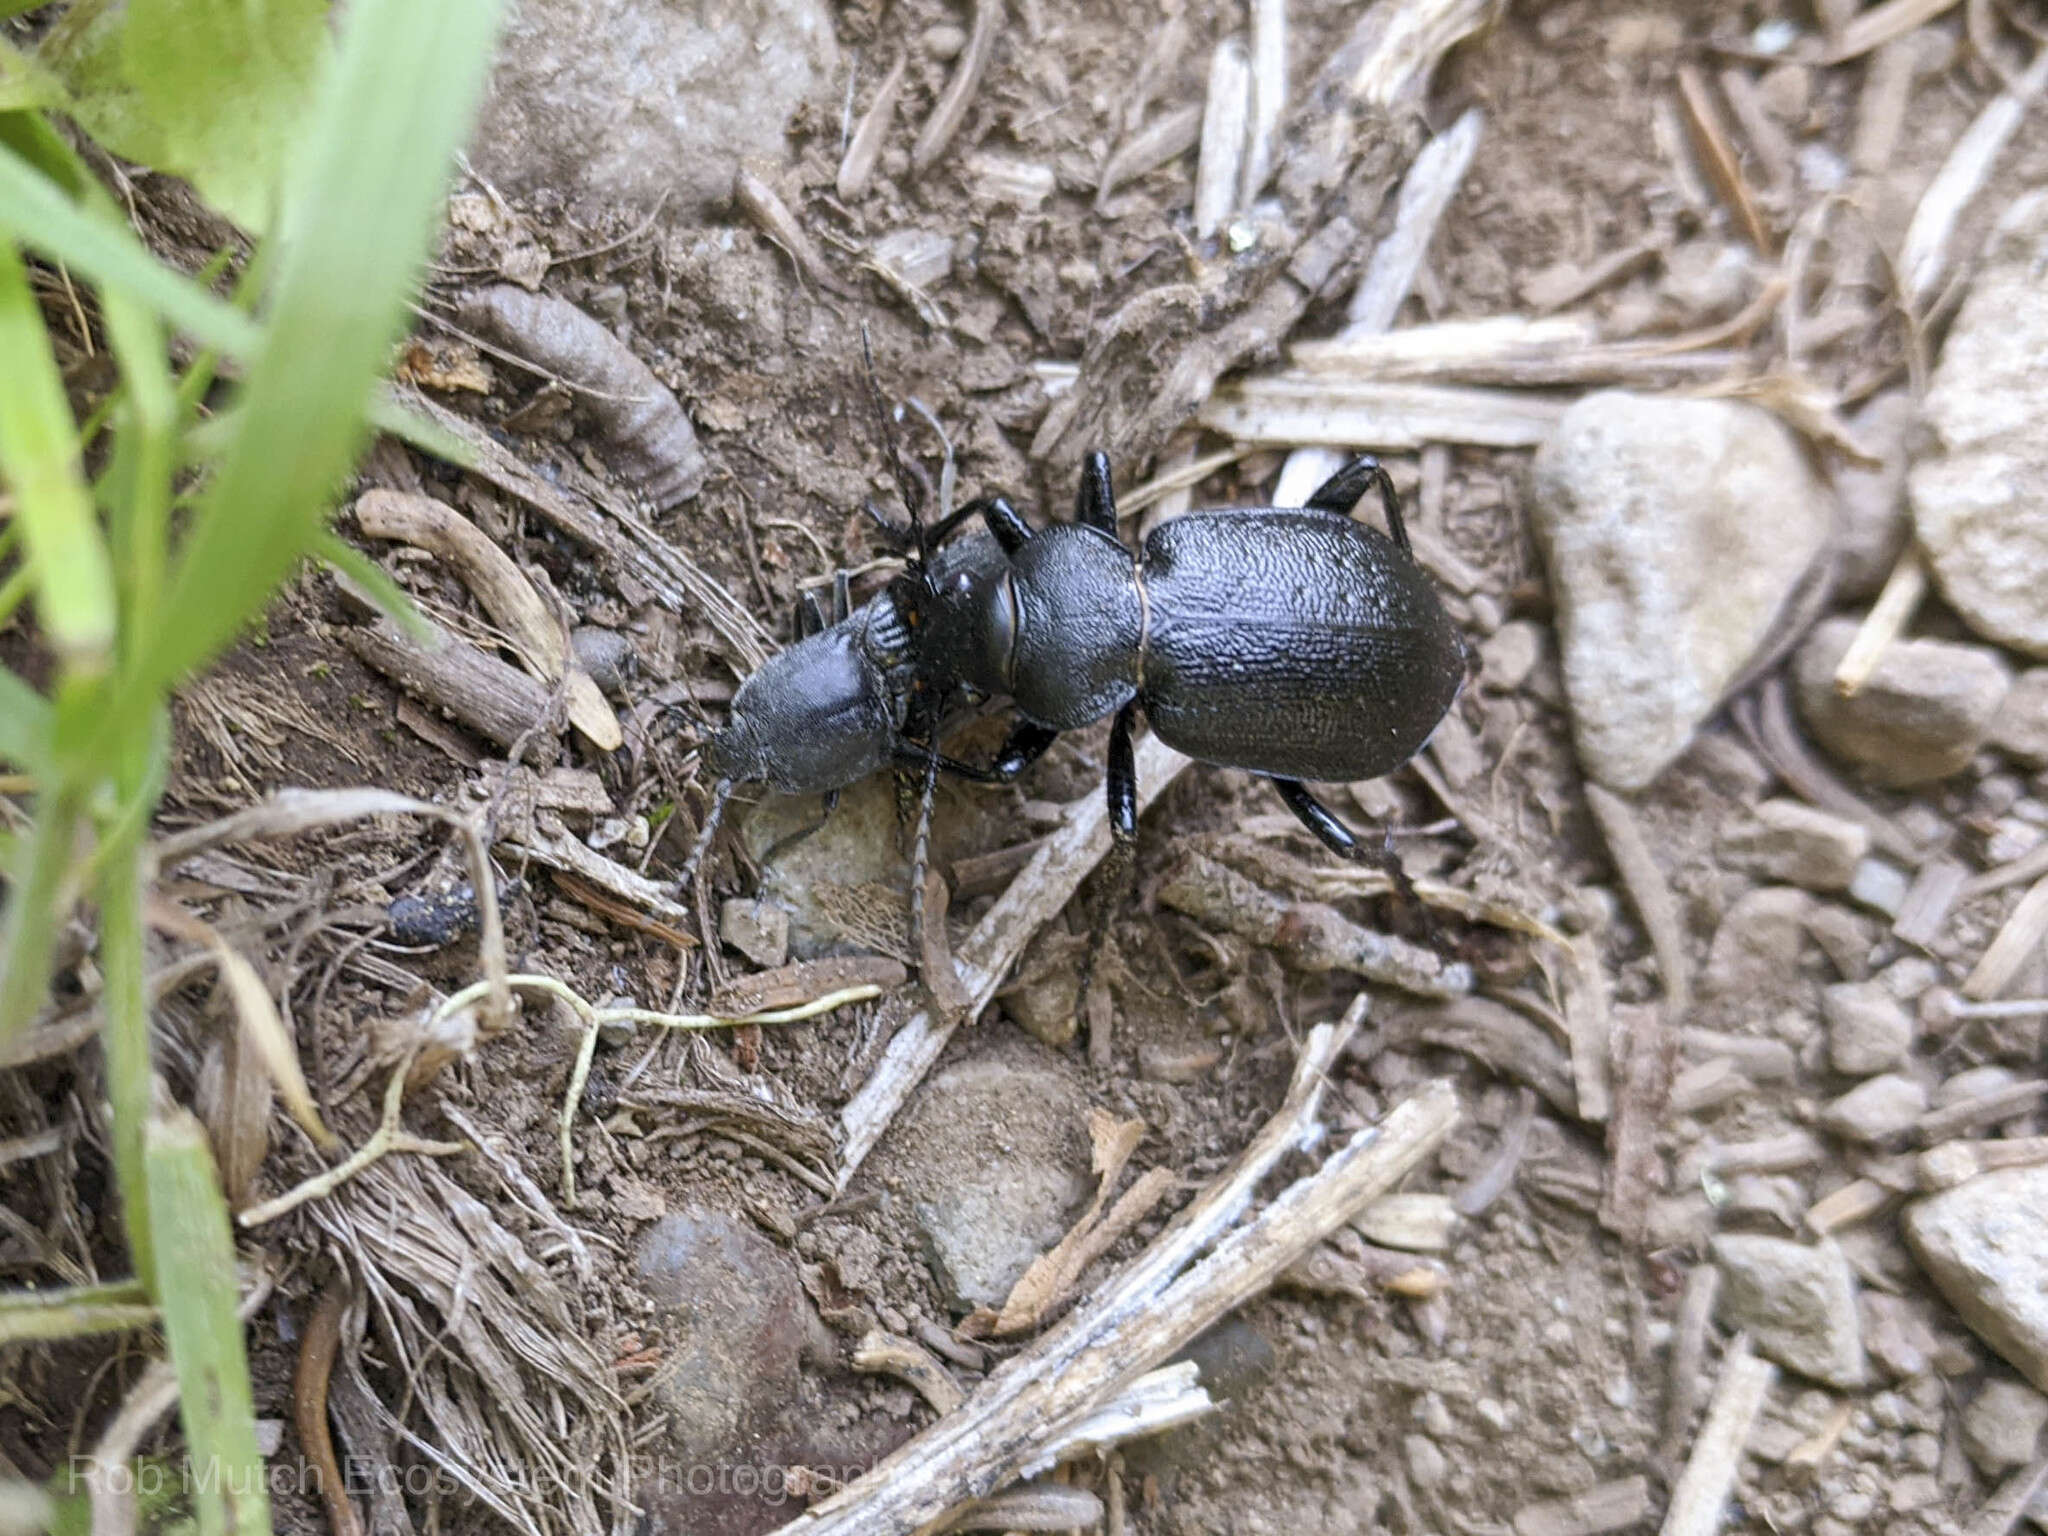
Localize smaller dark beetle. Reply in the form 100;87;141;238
922;451;1470;894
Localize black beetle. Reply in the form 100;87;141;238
914;450;1470;923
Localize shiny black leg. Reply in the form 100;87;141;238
1271;776;1425;917
928;493;1033;553
1075;450;1118;537
890;718;1058;785
1078;703;1140;1015
1305;454;1409;554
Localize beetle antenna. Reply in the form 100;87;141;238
907;739;940;964
859;325;930;564
677;777;735;891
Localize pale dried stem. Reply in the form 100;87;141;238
1900;47;2048;308
1832;550;1927;697
1273;107;1483;505
1195;39;1252;240
1660;1335;1776;1536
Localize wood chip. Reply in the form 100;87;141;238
1197;375;1568;449
1804;1177;1891;1235
1962;874;2048;1001
1194;39;1251;240
1600;1003;1675;1244
354;490;621;751
1659;1264;1720;1464
1659;1335;1775;1536
1582;783;1691;1017
1900;49;2048;308
1097;104;1203;206
1512;1476;1652;1536
343;615;553;752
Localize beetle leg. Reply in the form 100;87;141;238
927;492;1033;554
1305;455;1411;555
1270;776;1427;918
1075;450;1120;538
890;722;1054;784
1077;703;1140;1028
832;569;852;623
798;589;829;636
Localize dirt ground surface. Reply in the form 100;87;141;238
12;1;2048;1535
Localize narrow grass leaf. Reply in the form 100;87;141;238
93;834;154;1281
0;786;78;1046
136;0;504;693
97;288;175;638
0;241;114;668
0;662;50;775
143;1104;267;1536
0;138;260;357
314;531;431;642
0;1278;155;1343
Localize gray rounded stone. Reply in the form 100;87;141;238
472;0;839;219
1712;1233;1867;1387
1911;194;2048;657
1794;616;2010;787
1529;392;1832;789
868;1041;1092;1311
634;1208;808;1456
1906;1167;2048;1393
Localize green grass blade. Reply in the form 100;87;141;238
314;531;431;641
369;388;477;468
134;0;503;694
0;1278;154;1342
0;139;259;357
143;1104;267;1536
0;662;50;775
91;726;162;1278
97;289;175;641
0;240;114;670
0;785;79;1044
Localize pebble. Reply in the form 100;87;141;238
1822;980;1915;1075
1794;616;2011;787
1820;1073;1928;1143
1847;857;1912;918
1906;1166;2048;1392
719;897;790;969
1993;669;2048;766
1405;1434;1449;1489
1833;390;1918;600
1720;798;1869;891
1964;1379;2048;1474
1702;886;1810;999
634;1209;808;1455
1528;392;1832;790
1937;1064;2019;1108
1478;620;1543;692
1712;1233;1867;1387
470;0;839;218
1862;1291;1938;1379
1911;194;2048;657
873;1044;1092;1310
570;626;634;693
